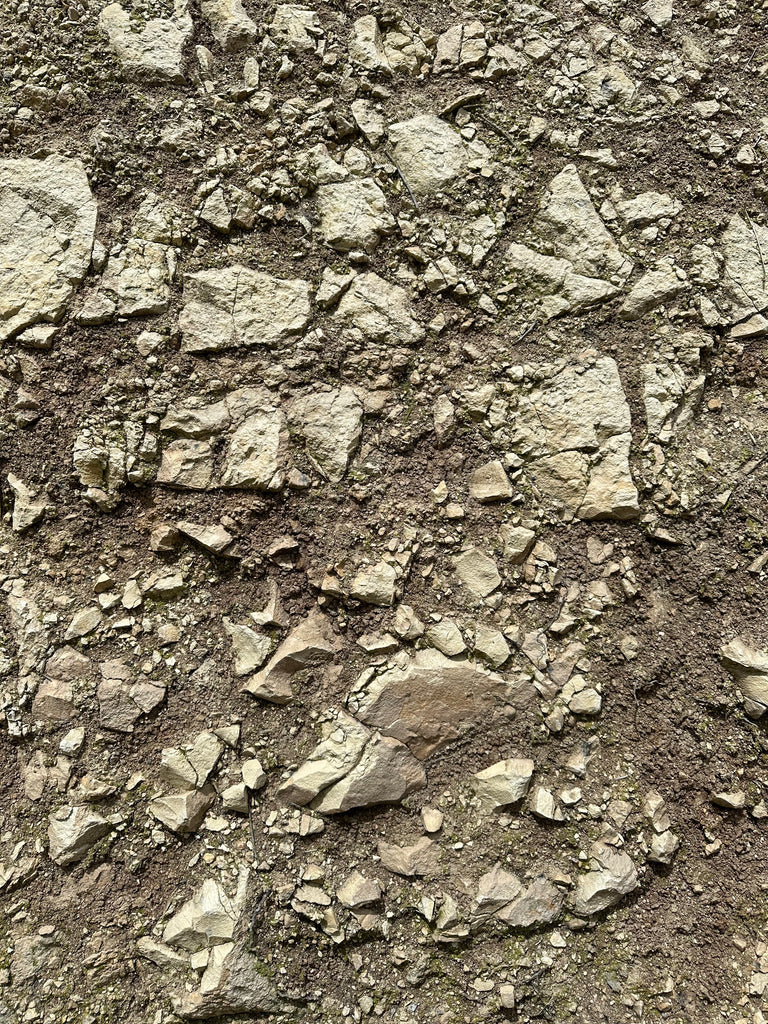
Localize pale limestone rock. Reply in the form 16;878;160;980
97;663;166;732
469;460;512;502
453;547;501;599
350;561;397;606
0;156;96;342
179;266;311;353
472;624;510;668
243;611;339;703
620;262;685;320
582;64;638;108
424;618;465;657
499;525;536;563
388;115;487;196
242;758;267;790
572;839;639;916
289;386;363;483
48;805;113;866
337;871;382;909
350;649;511;758
8;474;49;532
316;178;394;252
472;758;534;810
221;408;287;491
178;521;234;554
616;191;681;226
98;1;193;82
537;164;632;282
509;353;638;520
505;242;620;319
334;272;424;345
642;360;704;441
351;99;386;146
223;619;272;676
721;638;768;716
149;787;215;833
163;879;238;951
270;5;321;52
529;785;564;821
381;21;428;74
156;440;215;490
378;837;439;876
643;0;673;26
202;0;257;50
173;941;284;1019
98;238;176;316
278;711;425;813
496;877;564;928
472;864;523;924
720;214;768;323
393;604;425;641
349;15;390;72
159;731;224;790
199;188;231;232
64;606;102;641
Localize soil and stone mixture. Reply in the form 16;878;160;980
2;0;768;1021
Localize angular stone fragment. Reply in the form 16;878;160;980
221;408;287;491
388;115;484;196
316;179;395;252
472;758;534;810
572;839;639;916
98;661;165;732
0;156;97;342
48;805;113;866
224;619;272;676
156;439;215;490
173;942;285;1019
529;785;564;822
469;460;512;502
720;638;768;716
243;611;339;703
349;15;390;72
270;5;321;52
536;164;632;282
496;877;564;928
278;711;425;813
334;272;424;345
337;871;382;909
163;879;238;951
620;263;685;320
178;521;234;554
98;1;193;82
453;547;501;600
505;242;620;319
289;386;363;483
472;864;523;924
350;561;397;606
202;0;257;51
98;238;176;316
616;191;681;226
378;837;439;876
159;731;224;790
499;525;536;564
32;679;74;722
509;354;638;520
8;474;49;532
351;649;510;758
179;266;311;353
149;787;216;833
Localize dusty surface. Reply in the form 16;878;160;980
2;0;768;1021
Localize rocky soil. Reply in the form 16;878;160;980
2;0;768;1021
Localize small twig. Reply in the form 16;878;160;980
474;111;516;147
438;90;486;119
518;320;539;342
385;149;420;213
745;44;759;69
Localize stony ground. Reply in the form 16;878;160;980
2;0;768;1021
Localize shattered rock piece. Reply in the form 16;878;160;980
351;649;510;758
0;156;97;342
721;638;768;716
149;787;216;833
202;0;258;51
620;263;685;320
8;474;49;532
224;619;272;676
164;879;239;951
616;191;681;226
278;711;425;813
178;521;234;554
159;731;224;790
388;115;484;196
289;386;363;483
378;837;439;877
316;179;395;252
350;561;397;606
349;15;390;72
179;266;312;353
98;661;165;732
98;1;193;82
528;785;565;821
173;941;285;1019
337;871;382;909
453;547;501;600
472;758;534;810
496;877;564;929
572;840;639;916
270;5;322;53
469;460;513;502
48;805;113;866
334;272;424;345
243;611;339;703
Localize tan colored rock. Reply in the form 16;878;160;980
388;115;487;196
453;547;501;599
472;758;534;810
378;837;439;876
469;460;513;502
98;0;193;82
496;877;564;928
316;179;395;252
0;156;97;342
350;560;397;606
351;649;511;758
202;0;257;51
721;637;768;716
572;840;639;916
337;871;382;909
48;806;113;866
149;788;215;834
177;521;234;554
163;879;238;951
334;272;424;345
243;611;340;703
289;386;363;483
224;620;272;676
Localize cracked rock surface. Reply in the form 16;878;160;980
2;0;768;1021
